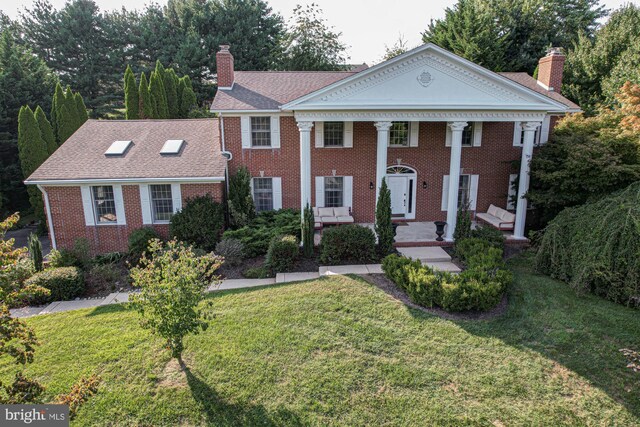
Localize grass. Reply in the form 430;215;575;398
1;253;639;426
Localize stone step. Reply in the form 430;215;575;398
397;246;451;262
424;262;462;273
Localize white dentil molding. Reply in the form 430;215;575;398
294;111;546;122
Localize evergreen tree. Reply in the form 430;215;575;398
74;92;88;124
164;68;178;118
176;77;186;118
375;179;394;256
179;76;197;118
54;86;83;144
17;106;48;221
138;72;153;119
302;203;314;257
34;106;56;155
124;65;139;119
227;166;255;228
149;71;168;119
51;83;66;144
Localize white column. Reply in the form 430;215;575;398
374;121;392;203
297;121;313;212
513;121;541;239
445;121;468;241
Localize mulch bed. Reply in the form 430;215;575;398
359;273;509;321
218;255;321;279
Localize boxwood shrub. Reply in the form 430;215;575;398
265;235;299;273
26;267;84;303
170;195;225;251
319;224;376;265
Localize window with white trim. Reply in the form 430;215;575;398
250;117;271;147
461;123;474;147
253;178;273;212
92;186;117;224
324;177;344;207
458;175;471;207
323;122;344;147
150;184;173;222
520;128;539;145
389;121;410;146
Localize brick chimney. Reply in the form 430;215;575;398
216;45;234;89
537;47;565;92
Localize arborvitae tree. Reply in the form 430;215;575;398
51;83;66;144
375;178;394;256
124;65;139;119
179;76;197;118
138;72;154;119
74;92;88;124
302;203;315;257
17;106;48;221
228;166;256;228
164;68;178;118
149;71;169;119
34;106;56;155
176;75;185;117
28;232;43;272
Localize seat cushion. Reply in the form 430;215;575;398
313;207;320;216
500;210;515;223
487;204;499;217
314;216;322;223
333;207;350;217
336;216;354;223
321;216;338;223
476;212;502;227
318;207;334;217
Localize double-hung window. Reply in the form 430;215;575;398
458;175;471;208
461;123;474;147
253;178;273;212
92;186;117;224
389;121;410;146
324;177;344;207
251;117;271;147
150;184;173;222
323;122;344;147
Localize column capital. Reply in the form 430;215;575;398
447;121;468;131
521;121;542;131
374;121;393;131
296;121;314;132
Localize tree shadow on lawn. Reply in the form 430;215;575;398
387;255;640;419
179;358;304;426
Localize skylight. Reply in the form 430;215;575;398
105;140;132;156
161;139;185;155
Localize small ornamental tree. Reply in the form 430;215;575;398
228;166;256;228
138;72;154;119
302;203;315;257
453;201;473;242
375;178;394;256
124;65;139;120
129;239;222;359
27;233;42;272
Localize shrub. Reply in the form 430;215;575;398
266;235;299;273
470;225;505;250
222;209;300;258
243;266;271;279
48;238;92;270
55;374;101;420
25;267;83;303
215;238;244;267
535;181;640;306
455;238;491;263
85;263;128;293
453;202;472;242
319;224;376;265
170;195;225;251
128;227;161;264
129;239;222;358
375;178;394;256
27;233;42;272
302;203;314;257
93;252;125;265
228;166;256;228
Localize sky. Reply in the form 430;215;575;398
3;0;637;64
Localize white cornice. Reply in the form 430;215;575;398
294;110;546;122
25;177;226;186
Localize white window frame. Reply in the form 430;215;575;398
446;122;482;147
441;174;479;211
140;183;182;224
91;185;117;225
315;176;353;209
81;184;126;226
240;115;281;149
315;121;353;148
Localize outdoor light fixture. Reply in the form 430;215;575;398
422;181;428;189
369;182;374;190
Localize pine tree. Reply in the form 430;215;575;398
375;178;394;256
138;72;153;119
179;76;197;118
124;65;139;119
149;71;168;119
74;92;88;124
17;106;48;221
164;68;178;118
34;106;56;155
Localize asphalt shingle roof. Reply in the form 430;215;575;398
499;72;580;110
26;119;225;182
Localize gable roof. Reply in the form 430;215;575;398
211;71;357;112
498;72;579;110
26;119;226;184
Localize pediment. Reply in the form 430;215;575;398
283;44;566;112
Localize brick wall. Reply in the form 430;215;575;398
45;183;223;254
224;116;528;223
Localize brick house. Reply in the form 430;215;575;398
26;43;578;254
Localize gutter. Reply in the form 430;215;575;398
25;176;226;185
36;184;57;250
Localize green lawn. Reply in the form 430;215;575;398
1;253;639;426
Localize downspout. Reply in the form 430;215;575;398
36;184;57;250
220;113;230;195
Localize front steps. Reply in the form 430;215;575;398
396;246;462;273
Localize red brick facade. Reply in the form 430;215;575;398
45;183;223;253
224;116;528;223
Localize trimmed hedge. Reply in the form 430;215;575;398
382;239;511;312
26;267;84;303
170;195;225;251
265;235;299;273
319;224;376;265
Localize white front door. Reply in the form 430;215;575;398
388;176;407;215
